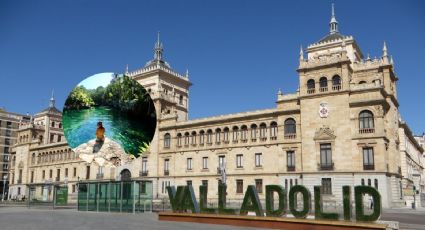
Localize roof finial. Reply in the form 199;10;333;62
383;41;388;56
49;90;55;108
154;31;163;61
125;64;129;74
185;68;189;78
299;45;304;61
329;3;338;34
390;55;394;65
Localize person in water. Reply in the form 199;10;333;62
96;121;105;142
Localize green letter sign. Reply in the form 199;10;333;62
240;185;264;216
289;185;311;218
355;186;381;221
265;185;286;217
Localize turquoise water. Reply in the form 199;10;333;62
63;107;154;157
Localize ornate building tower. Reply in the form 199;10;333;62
127;33;192;123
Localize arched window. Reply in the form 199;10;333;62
191;131;197;145
223;127;229;143
319;77;328;92
199;130;205;144
52;122;55;128
359;110;374;132
184;132;190;146
307;79;315;94
332;75;342;90
232;126;239;142
176;133;182;147
270;121;278;140
31;153;35;164
58;123;62;129
240;125;247;141
206;129;213;144
259;123;267;140
164;133;171;148
359;81;367;84
284;118;296;138
250;124;258;141
120;169;131;181
215;128;221;143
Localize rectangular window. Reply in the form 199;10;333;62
164;159;169;173
287;151;295;171
50;134;54;143
186;180;192;186
187;158;193;170
236;154;243;168
49;169;53;179
56;169;60;181
320;143;332;169
58;135;62;142
4;147;9;153
65;168;68;177
72;185;76;193
5;138;10;145
86;166;90;179
142;157;148;173
321;178;332;195
363;147;374;170
255;153;262;167
255;179;263;193
30;171;34;183
73;167;77;177
218;155;225;168
42;170;45;179
202;157;208;169
236;179;243;194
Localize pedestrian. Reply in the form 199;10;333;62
369;196;374;209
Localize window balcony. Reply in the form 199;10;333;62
55;177;60;182
287;166;295;172
359;128;375;134
332;85;342;91
270;136;277;140
319;87;328;92
307;89;315;94
139;170;149;177
251;138;257;142
318;162;334;171
164;170;169;176
260;137;267;142
363;165;375;170
241;139;247;143
284;134;296;139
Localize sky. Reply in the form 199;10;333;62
78;73;113;89
0;0;425;134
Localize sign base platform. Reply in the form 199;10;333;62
158;212;394;230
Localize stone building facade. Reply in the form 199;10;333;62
0;108;30;199
7;7;424;208
7;95;112;201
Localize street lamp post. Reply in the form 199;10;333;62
2;175;8;202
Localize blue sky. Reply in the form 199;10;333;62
78;73;113;89
1;0;425;134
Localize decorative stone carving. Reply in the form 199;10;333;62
314;126;336;140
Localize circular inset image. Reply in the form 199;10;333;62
62;73;156;165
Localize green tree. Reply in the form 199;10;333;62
64;86;95;110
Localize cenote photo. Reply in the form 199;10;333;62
63;73;156;157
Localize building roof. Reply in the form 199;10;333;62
317;32;346;44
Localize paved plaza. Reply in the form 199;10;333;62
0;207;266;230
0;206;425;230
